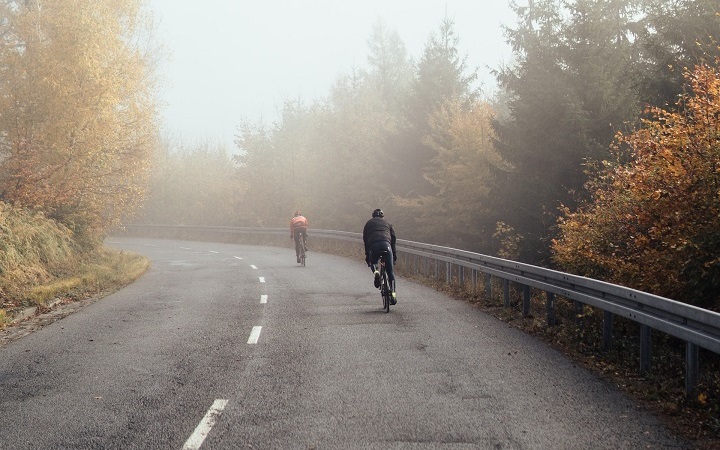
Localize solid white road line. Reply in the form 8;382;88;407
247;326;262;344
259;277;265;283
181;399;229;450
260;295;268;304
250;265;258;270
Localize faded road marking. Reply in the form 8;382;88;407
181;399;228;450
247;326;262;344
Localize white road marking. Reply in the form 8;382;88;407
260;295;268;304
250;265;258;270
247;326;262;344
181;399;228;450
179;247;191;250
259;277;265;283
143;244;158;247
234;256;243;260
209;251;219;254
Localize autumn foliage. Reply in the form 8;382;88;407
553;61;720;309
0;0;158;245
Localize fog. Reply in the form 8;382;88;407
148;0;516;150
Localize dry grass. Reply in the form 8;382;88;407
0;202;149;326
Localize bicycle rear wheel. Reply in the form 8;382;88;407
300;247;306;266
381;269;390;313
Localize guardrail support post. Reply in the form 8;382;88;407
459;266;464;288
546;292;555;326
522;285;530;316
640;325;652;375
472;269;477;294
446;262;451;284
503;279;510;307
685;342;699;398
603;311;613;351
574;302;583;325
485;274;491;300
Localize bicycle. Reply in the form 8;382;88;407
294;234;306;267
377;251;394;313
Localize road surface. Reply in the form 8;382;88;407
0;237;691;449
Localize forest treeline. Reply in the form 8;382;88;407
140;0;719;308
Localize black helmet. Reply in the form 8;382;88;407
294;210;302;217
372;208;384;218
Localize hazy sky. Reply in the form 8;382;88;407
148;0;518;150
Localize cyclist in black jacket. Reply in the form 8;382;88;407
363;208;397;303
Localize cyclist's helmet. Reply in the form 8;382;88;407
295;210;302;217
372;208;384;218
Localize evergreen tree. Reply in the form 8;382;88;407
633;0;720;108
493;0;641;263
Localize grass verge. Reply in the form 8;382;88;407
1;247;149;327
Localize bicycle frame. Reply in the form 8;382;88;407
378;252;391;312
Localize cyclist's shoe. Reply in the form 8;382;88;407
296;255;300;263
390;291;397;305
373;270;381;288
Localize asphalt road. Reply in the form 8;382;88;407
0;237;692;449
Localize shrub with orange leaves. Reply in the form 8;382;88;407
553;61;720;310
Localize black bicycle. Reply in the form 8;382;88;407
378;251;394;313
295;235;306;266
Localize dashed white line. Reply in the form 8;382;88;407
181;399;228;450
234;256;243;260
260;295;268;304
247;326;262;344
180;247;192;250
208;251;219;254
259;277;265;283
250;265;258;270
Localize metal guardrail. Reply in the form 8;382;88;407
124;224;720;396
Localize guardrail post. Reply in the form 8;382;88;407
485;273;491;299
503;279;510;307
522;285;530;316
546;292;555;326
472;269;477;294
446;262;451;284
459;266;464;288
640;325;652;375
603;311;613;351
685;343;699;398
574;301;583;325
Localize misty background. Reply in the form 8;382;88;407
148;0;516;149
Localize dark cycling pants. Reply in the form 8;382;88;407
368;241;395;283
293;227;307;256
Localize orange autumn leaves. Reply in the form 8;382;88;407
0;0;158;243
553;61;720;308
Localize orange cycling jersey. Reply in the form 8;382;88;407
290;215;308;239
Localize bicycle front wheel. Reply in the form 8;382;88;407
381;272;390;313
